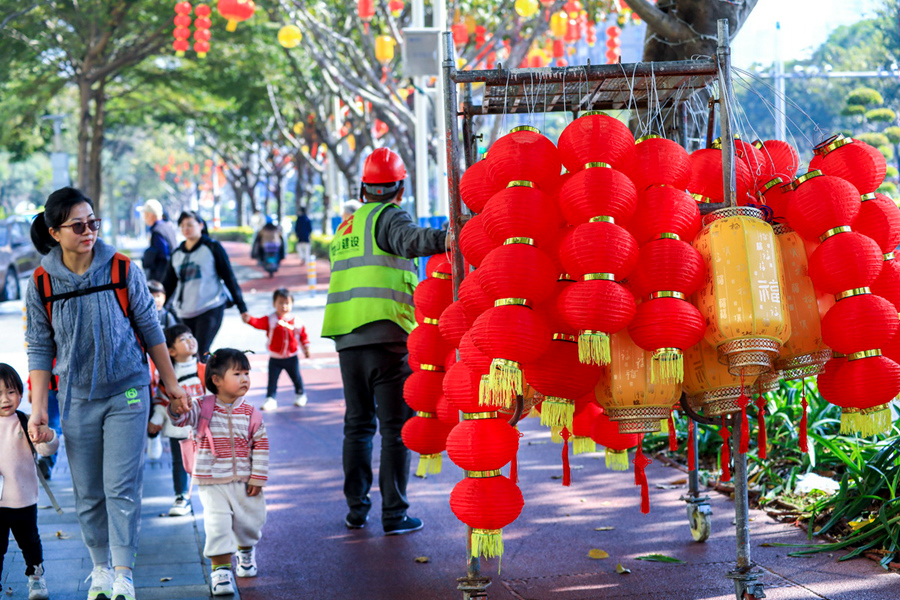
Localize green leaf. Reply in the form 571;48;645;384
634;554;685;564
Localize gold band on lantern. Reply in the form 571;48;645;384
690;192;714;203
510;125;539;134
589;215;615;224
558;273;575;282
466;469;502;478
506;180;535;189
579;110;606;117
583;161;612;170
861;193;876;202
422;317;440;325
759;176;787;194
886;252;896;261
651;291;685;300
493;358;521;369
552;333;578;342
419;364;445;372
833;352;846;358
416;411;437;418
835;287;871;301
584;273;615;281
821;135;854;156
503;237;535;246
494;298;531;308
819;226;851;243
635;134;662;143
462;412;499;420
848;349;882;361
653;347;682;358
431;272;451;280
790;170;824;190
657;232;680;240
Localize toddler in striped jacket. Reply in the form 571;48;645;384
169;348;268;597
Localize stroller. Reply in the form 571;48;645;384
251;223;285;277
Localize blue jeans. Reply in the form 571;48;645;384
170;437;191;498
38;390;62;470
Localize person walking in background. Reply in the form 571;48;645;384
294;207;313;265
169;349;268;597
322;148;447;535
141;199;178;284
163;210;250;359
242;288;310;411
26;187;187;600
1;364;58;600
148;280;180;329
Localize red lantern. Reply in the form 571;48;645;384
854;193;900;254
590;409;638;470
401;414;456;476
572;402;602;455
444;361;503;413
407;323;452;368
458;272;493;321
629;186;701;245
389;0;405;16
786;172;860;241
754;139;800;180
459;330;493;376
524;339;603;430
810;136;887;196
487;126;562;191
480;184;562;246
193;4;212;58
624;136;691;192
452;22;469;46
449;474;524;559
628;238;705;299
807;232;883;294
403;370;445;413
439;301;472;348
687;148;753;204
478;243;558;304
559;221;638;280
446;417;519;471
459;159;499;213
628;297;706;383
559;278;636;365
755;177;792;223
872;257;900;312
173;1;193;56
827;355;900;435
413;276;453;320
217;0;255;32
458;214;497;269
558;112;635;173
557;163;637;227
735;139;769;189
821;292;898;354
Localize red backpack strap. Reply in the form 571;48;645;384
33;266;53;321
110;253;130;317
197;362;207;393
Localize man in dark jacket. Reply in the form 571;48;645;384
294;207;313;265
142;199;178;283
322;148;447;536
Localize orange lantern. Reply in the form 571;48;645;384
217;0;255;31
683;340;757;419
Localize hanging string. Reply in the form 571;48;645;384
633;433;652;514
799;380;809;454
561;426;571;487
510;425;524;483
755;380;767;460
737;371;750;454
719;416;731;482
668;411;678;452
688;418;696;471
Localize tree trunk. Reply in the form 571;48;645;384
230;180;244;227
87;81;106;216
76;78;92;196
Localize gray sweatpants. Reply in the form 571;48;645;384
61;386;150;568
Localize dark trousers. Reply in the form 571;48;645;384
338;346;414;521
266;355;305;398
170;437;191;497
0;504;43;577
182;304;226;360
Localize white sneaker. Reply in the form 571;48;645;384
111;573;135;600
294;392;308;407
261;397;278;411
86;566;114;600
235;547;257;577
168;495;192;516
210;567;235;595
27;564;49;600
147;435;163;460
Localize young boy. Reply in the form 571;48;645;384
241;288;311;411
149;279;180;329
1;363;58;600
169;349;268;596
151;325;204;516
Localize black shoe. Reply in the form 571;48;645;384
383;516;423;536
37;457;52;481
345;512;369;529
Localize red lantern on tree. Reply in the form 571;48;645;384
173;2;193;56
192;4;212;58
217;0;255;32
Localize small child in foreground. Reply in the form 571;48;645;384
169;349;268;596
242;288;310;411
0;363;58;600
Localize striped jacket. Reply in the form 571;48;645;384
171;396;268;487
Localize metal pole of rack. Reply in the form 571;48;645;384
717;19;737;208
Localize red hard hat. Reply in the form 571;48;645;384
361;147;407;184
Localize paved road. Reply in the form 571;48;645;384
2;242;898;599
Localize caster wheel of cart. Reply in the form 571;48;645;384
687;503;712;542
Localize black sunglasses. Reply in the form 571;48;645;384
58;219;101;235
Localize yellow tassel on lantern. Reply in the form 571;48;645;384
486;358;522;408
605;449;630;471
540;397;575;430
573;436;597;455
650;348;684;384
659;417;669;434
415;453;443;477
578;330;611;365
550;426;563;443
840;405;892;437
471;528;504;559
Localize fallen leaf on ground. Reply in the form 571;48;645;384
528;440;548;445
594;526;615;531
616;563;631;574
635;554;685;564
669;478;687;485
551;475;562;480
55;531;70;539
414;556;430;564
579;498;587;503
588;549;609;559
656;484;682;489
159;577;172;582
601;501;611;506
759;543;773;547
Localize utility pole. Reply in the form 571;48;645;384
412;0;430;221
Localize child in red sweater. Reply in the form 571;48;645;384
241;288;310;411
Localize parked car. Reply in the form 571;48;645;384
0;216;41;302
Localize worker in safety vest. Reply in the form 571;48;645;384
322;148;447;536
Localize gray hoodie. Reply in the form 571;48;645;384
25;238;165;402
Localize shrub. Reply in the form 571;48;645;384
877;182;897;197
842;105;866;117
310;233;333;259
865;108;897;122
847;87;884;106
885;126;900;145
209;226;254;243
855;132;890;148
886;166;898;179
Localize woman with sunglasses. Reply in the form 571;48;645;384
25;187;188;600
162;211;249;359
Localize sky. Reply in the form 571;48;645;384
732;0;880;68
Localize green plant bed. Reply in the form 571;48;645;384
310;233;333;259
209;226;254;243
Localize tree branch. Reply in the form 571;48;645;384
621;0;693;43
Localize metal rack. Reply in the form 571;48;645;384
441;19;764;600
